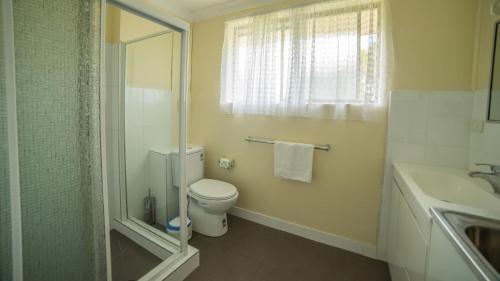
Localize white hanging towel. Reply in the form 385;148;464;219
274;141;314;183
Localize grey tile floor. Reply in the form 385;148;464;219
110;230;162;281
185;215;390;281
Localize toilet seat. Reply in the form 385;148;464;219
189;179;238;200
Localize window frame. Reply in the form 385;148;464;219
222;1;383;109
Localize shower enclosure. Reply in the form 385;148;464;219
125;30;183;230
103;1;196;280
1;0;195;280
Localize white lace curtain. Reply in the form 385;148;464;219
220;0;392;121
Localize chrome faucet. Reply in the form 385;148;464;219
469;163;500;194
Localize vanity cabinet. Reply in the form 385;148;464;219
387;181;428;281
426;223;480;281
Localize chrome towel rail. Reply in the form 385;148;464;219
244;136;331;151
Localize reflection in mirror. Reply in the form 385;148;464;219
123;28;182;235
105;3;183;280
489;21;500;121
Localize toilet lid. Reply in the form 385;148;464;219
190;179;237;200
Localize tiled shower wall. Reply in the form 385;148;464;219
125;87;172;221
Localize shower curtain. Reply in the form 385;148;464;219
0;2;12;280
1;0;106;280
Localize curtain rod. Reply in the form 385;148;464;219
224;0;381;22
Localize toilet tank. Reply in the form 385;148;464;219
172;146;204;187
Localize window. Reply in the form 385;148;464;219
220;0;390;121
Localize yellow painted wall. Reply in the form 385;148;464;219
106;6;178;91
119;9;173;91
126;34;173;91
391;0;478;91
106;5;121;43
119;10;168;42
188;0;480;245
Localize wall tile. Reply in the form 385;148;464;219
483;123;500;153
124;87;173;221
471;90;489;120
424;145;469;168
468;89;500;170
388;90;472;169
388;92;428;144
387;142;426;164
426;92;472;148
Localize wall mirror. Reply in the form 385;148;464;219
488;21;500;121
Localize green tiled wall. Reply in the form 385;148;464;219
12;0;106;280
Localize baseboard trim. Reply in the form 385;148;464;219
228;206;378;260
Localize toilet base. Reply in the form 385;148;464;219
188;199;228;237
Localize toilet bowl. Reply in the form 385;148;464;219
188;179;238;237
169;146;239;237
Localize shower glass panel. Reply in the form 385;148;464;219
0;2;12;280
123;29;182;236
8;0;107;280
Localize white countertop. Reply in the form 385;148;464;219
393;162;500;235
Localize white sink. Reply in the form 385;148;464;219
408;170;500;211
394;163;500;215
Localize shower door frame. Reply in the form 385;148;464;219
102;0;195;280
116;31;181;251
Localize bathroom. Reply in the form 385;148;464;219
1;0;500;280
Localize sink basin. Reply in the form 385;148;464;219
408;170;500;212
465;226;500;273
434;209;500;280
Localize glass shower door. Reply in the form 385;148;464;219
104;5;192;276
121;29;183;239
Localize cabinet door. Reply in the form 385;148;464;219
387;181;427;281
387;182;408;281
399;195;427;281
426;224;479;281
387;181;401;263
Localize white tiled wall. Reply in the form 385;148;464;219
469;89;500;171
387;91;473;168
378;89;500;259
125;87;172;221
377;90;473;259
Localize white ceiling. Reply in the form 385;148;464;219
154;0;287;22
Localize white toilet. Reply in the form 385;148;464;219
173;146;238;237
